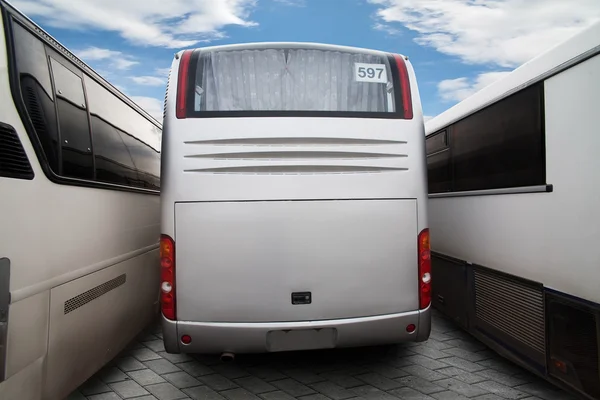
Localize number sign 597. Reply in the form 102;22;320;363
354;63;388;83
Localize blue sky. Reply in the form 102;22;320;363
13;0;600;121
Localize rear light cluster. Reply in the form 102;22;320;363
393;54;413;120
175;50;193;119
160;234;176;320
418;228;432;309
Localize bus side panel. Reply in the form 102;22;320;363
44;250;159;400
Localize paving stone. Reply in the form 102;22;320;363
404;355;449;370
445;339;487;352
475;369;528;387
144;339;167;352
471;395;505;400
138;331;160;342
297;395;330;400
402;365;447;381
199;374;239;391
318;371;364;389
131;347;163;362
259;391;297;400
246;366;287;382
438;357;486;373
87;393;123;400
79;377;112;396
364;363;409;379
221;388;263;400
146;382;189;400
159;351;195;364
183;385;226;400
443;347;492;363
385;356;414;368
355;373;403;391
350;384;399;400
109;380;150;398
513;382;577;400
475;381;530;399
410;345;453;359
97;366;129;383
282;368;325;384
430;391;470;400
434;377;490;397
66;391;87;400
396;375;446;395
436;367;488;384
310;381;355;400
476;359;520;376
145;359;183;375
430;331;456;342
127;368;167;386
212;364;251;379
117;356;147;372
389;387;436;400
271;378;316;397
235;376;278;394
179;361;215;377
164;371;202;389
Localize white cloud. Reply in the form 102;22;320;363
75;46;138;70
438;71;511;102
274;0;306;6
374;23;401;36
130;96;163;121
155;68;172;77
131;76;167;86
369;0;600;67
12;0;258;49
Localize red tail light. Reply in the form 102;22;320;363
418;228;431;309
393;54;413;120
176;50;193;119
160;234;176;320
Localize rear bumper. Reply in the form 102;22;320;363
162;307;431;354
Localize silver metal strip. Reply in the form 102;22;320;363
0;257;10;382
428;184;551;199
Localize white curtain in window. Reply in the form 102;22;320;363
198;49;392;112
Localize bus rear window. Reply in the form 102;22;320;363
184;47;407;118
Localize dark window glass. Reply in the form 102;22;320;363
85;76;161;189
426;130;447;155
426;148;452;194
13;23;60;172
91;117;138;185
50;58;94;179
449;83;545;192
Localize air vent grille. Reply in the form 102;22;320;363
473;268;545;354
64;274;126;314
0;123;34;180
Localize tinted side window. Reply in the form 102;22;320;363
426;131;452;194
50;58;94;179
451;83;545;192
85;76;161;189
13;22;60;172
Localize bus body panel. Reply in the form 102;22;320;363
0;2;162;398
175;199;418;323
425;22;600;400
161;42;430;354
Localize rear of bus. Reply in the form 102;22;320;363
160;43;430;355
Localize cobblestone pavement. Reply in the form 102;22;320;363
67;310;576;400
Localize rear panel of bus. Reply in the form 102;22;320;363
160;44;428;325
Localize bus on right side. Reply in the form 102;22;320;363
425;21;600;400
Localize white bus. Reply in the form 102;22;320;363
0;1;162;399
160;42;431;358
425;22;600;400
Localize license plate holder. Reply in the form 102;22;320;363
266;328;337;352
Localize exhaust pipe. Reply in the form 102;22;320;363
220;352;235;363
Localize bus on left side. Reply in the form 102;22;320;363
0;1;162;399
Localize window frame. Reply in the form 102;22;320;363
182;48;409;120
426;82;552;197
3;11;161;195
